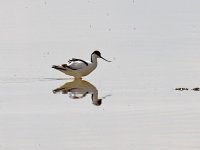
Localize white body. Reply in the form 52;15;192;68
59;59;97;78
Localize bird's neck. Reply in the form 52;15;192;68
91;55;98;64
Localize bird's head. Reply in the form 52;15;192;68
92;50;111;62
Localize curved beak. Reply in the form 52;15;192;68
100;56;112;62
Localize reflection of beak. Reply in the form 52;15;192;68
100;56;112;62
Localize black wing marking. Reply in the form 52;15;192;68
68;58;88;66
61;64;78;70
52;65;67;71
61;64;68;68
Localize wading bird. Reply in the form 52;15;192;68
52;51;111;78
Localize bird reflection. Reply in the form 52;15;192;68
53;78;109;106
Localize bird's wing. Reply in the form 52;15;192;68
63;58;89;70
68;58;89;66
66;60;88;70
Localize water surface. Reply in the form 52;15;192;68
1;0;200;150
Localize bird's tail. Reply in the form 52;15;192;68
52;65;67;71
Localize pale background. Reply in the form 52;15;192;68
0;0;200;150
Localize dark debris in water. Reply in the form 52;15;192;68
175;87;200;91
175;88;188;91
192;87;200;91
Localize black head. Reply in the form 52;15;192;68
91;50;111;62
92;50;101;57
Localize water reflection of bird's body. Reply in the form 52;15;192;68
52;51;111;79
53;79;102;106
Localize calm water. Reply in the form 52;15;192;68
1;0;200;150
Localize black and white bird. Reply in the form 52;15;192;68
52;51;111;78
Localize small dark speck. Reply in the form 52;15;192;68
108;28;111;31
43;51;50;58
